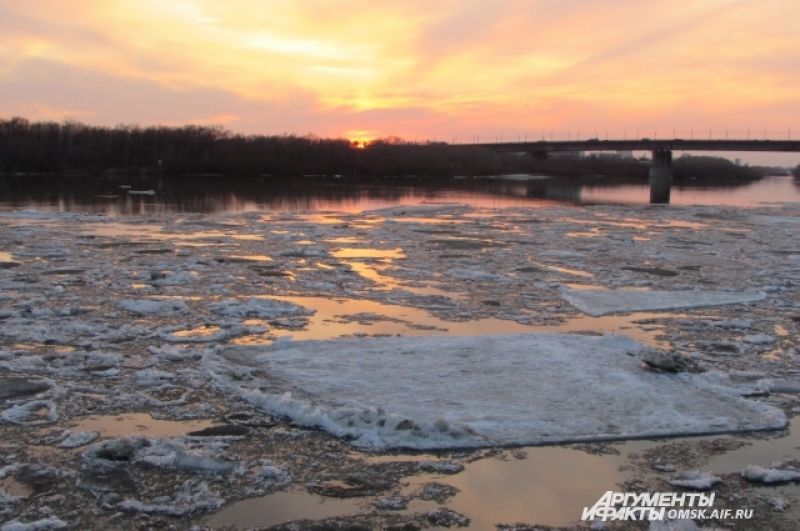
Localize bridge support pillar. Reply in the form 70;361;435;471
649;149;672;204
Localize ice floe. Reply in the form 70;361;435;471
205;333;786;449
560;287;767;316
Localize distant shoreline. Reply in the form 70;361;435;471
0;117;780;183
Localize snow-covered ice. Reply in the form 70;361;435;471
560;287;767;316
205;333;786;449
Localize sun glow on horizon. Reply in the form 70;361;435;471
0;1;798;140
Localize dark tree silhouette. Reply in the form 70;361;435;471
0;117;764;182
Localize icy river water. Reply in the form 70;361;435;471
0;175;799;530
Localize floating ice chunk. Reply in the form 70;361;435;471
82;437;237;474
373;496;410;510
256;460;291;487
135;369;174;386
560;287;766;316
208;297;311;319
703;318;752;330
118;299;189;316
483;174;551;181
1;400;58;425
57;431;99;449
147;345;198;362
0;378;50;400
0;517;68;531
204;333;786;450
159;325;252;343
667;470;721;490
78;351;122;371
417;461;464;474
761;495;790;511
749;215;800;225
541;250;585;258
741;465;800;484
448;268;503;282
258;464;288;481
364;203;469;217
423;508;470;527
742;334;775;346
764;380;800;394
118;479;222;516
649;520;699;531
150;271;198;286
0;356;47;372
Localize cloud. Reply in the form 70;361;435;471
0;0;797;139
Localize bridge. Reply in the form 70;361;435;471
462;139;800;203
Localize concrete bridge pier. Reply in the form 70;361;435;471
649;149;673;204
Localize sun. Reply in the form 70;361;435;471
346;130;375;149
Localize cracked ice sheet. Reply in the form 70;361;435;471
560;287;766;317
205;333;786;450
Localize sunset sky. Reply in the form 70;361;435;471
1;0;798;144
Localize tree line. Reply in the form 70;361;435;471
0;117;763;181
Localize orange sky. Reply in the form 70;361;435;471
0;0;798;143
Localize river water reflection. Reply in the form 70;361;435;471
1;174;798;214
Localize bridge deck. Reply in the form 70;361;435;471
459;139;800;153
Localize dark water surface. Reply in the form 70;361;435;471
1;174;798;214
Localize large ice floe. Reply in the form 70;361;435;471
205;333;786;449
560;287;767;316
